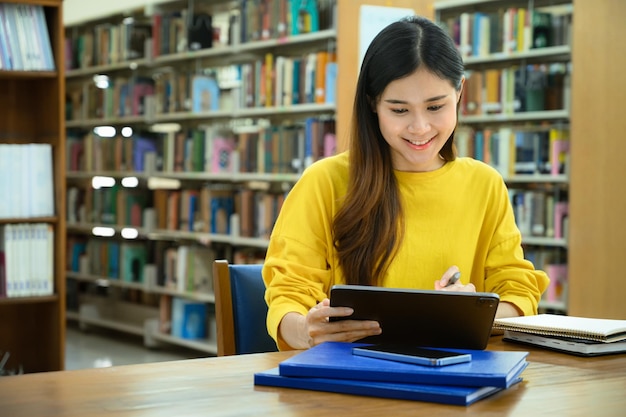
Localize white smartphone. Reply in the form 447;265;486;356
352;345;472;367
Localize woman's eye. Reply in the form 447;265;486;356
428;105;444;111
391;108;407;114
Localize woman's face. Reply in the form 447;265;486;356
375;68;463;172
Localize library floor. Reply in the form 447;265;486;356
65;322;207;370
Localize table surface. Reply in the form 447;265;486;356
1;336;625;416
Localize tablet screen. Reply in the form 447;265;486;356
330;285;499;350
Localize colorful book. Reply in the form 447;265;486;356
191;74;220;112
120;242;148;283
171;297;208;339
255;367;518;406
278;342;528;388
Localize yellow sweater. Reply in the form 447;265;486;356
263;152;549;350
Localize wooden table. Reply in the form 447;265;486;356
0;337;625;416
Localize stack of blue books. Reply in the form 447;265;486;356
254;342;529;406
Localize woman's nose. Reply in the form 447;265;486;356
407;115;430;135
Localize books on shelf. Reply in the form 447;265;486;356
0;223;54;298
494;314;626;343
0;144;54;219
441;5;573;59
0;3;55;71
456;127;570;180
255;342;528;406
171;297;208;339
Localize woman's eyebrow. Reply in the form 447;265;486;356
383;94;449;105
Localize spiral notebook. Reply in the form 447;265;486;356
493;314;626;343
502;330;626;356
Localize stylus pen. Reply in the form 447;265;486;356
445;272;461;287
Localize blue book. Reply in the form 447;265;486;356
278;342;528;388
255;368;521;406
324;62;337;104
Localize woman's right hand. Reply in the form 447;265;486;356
279;298;381;349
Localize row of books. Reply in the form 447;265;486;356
67;238;215;293
67;184;287;240
65;0;336;69
237;0;336;43
456;127;570;179
0;3;54;71
68;237;214;340
68;239;149;284
0;144;54;219
441;6;572;58
178;185;284;238
65;18;150;69
525;247;567;305
461;64;569;117
0;224;54;298
67;132;158;173
510;189;568;240
66;52;337;121
67;117;336;175
237;51;337;109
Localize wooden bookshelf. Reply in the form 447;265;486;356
0;0;66;373
567;0;626;320
433;0;572;314
63;0;337;354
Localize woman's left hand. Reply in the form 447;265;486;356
434;266;476;292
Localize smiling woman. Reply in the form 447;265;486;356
374;68;463;172
262;15;549;352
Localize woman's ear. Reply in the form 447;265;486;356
457;76;466;104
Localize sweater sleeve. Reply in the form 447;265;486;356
262;156;346;350
482;178;550;316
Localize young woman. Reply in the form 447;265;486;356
262;16;549;350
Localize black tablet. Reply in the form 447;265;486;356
329;285;499;350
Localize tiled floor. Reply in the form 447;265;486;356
65;322;207;370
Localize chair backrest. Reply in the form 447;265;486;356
213;259;278;356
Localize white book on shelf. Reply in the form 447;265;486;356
20;4;44;70
274;55;285;108
2;145;23;218
12;4;33;70
29;143;54;217
0;145;8;218
2;225;14;296
32;4;54;70
1;4;22;70
176;245;189;293
44;224;54;296
15;224;26;296
24;224;35;295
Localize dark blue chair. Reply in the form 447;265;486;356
213;259;278;356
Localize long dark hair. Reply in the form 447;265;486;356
333;16;464;286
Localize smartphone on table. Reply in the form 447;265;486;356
352;345;472;367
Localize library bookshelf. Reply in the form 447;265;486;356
434;0;573;313
63;0;337;354
61;0;440;355
0;0;66;373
